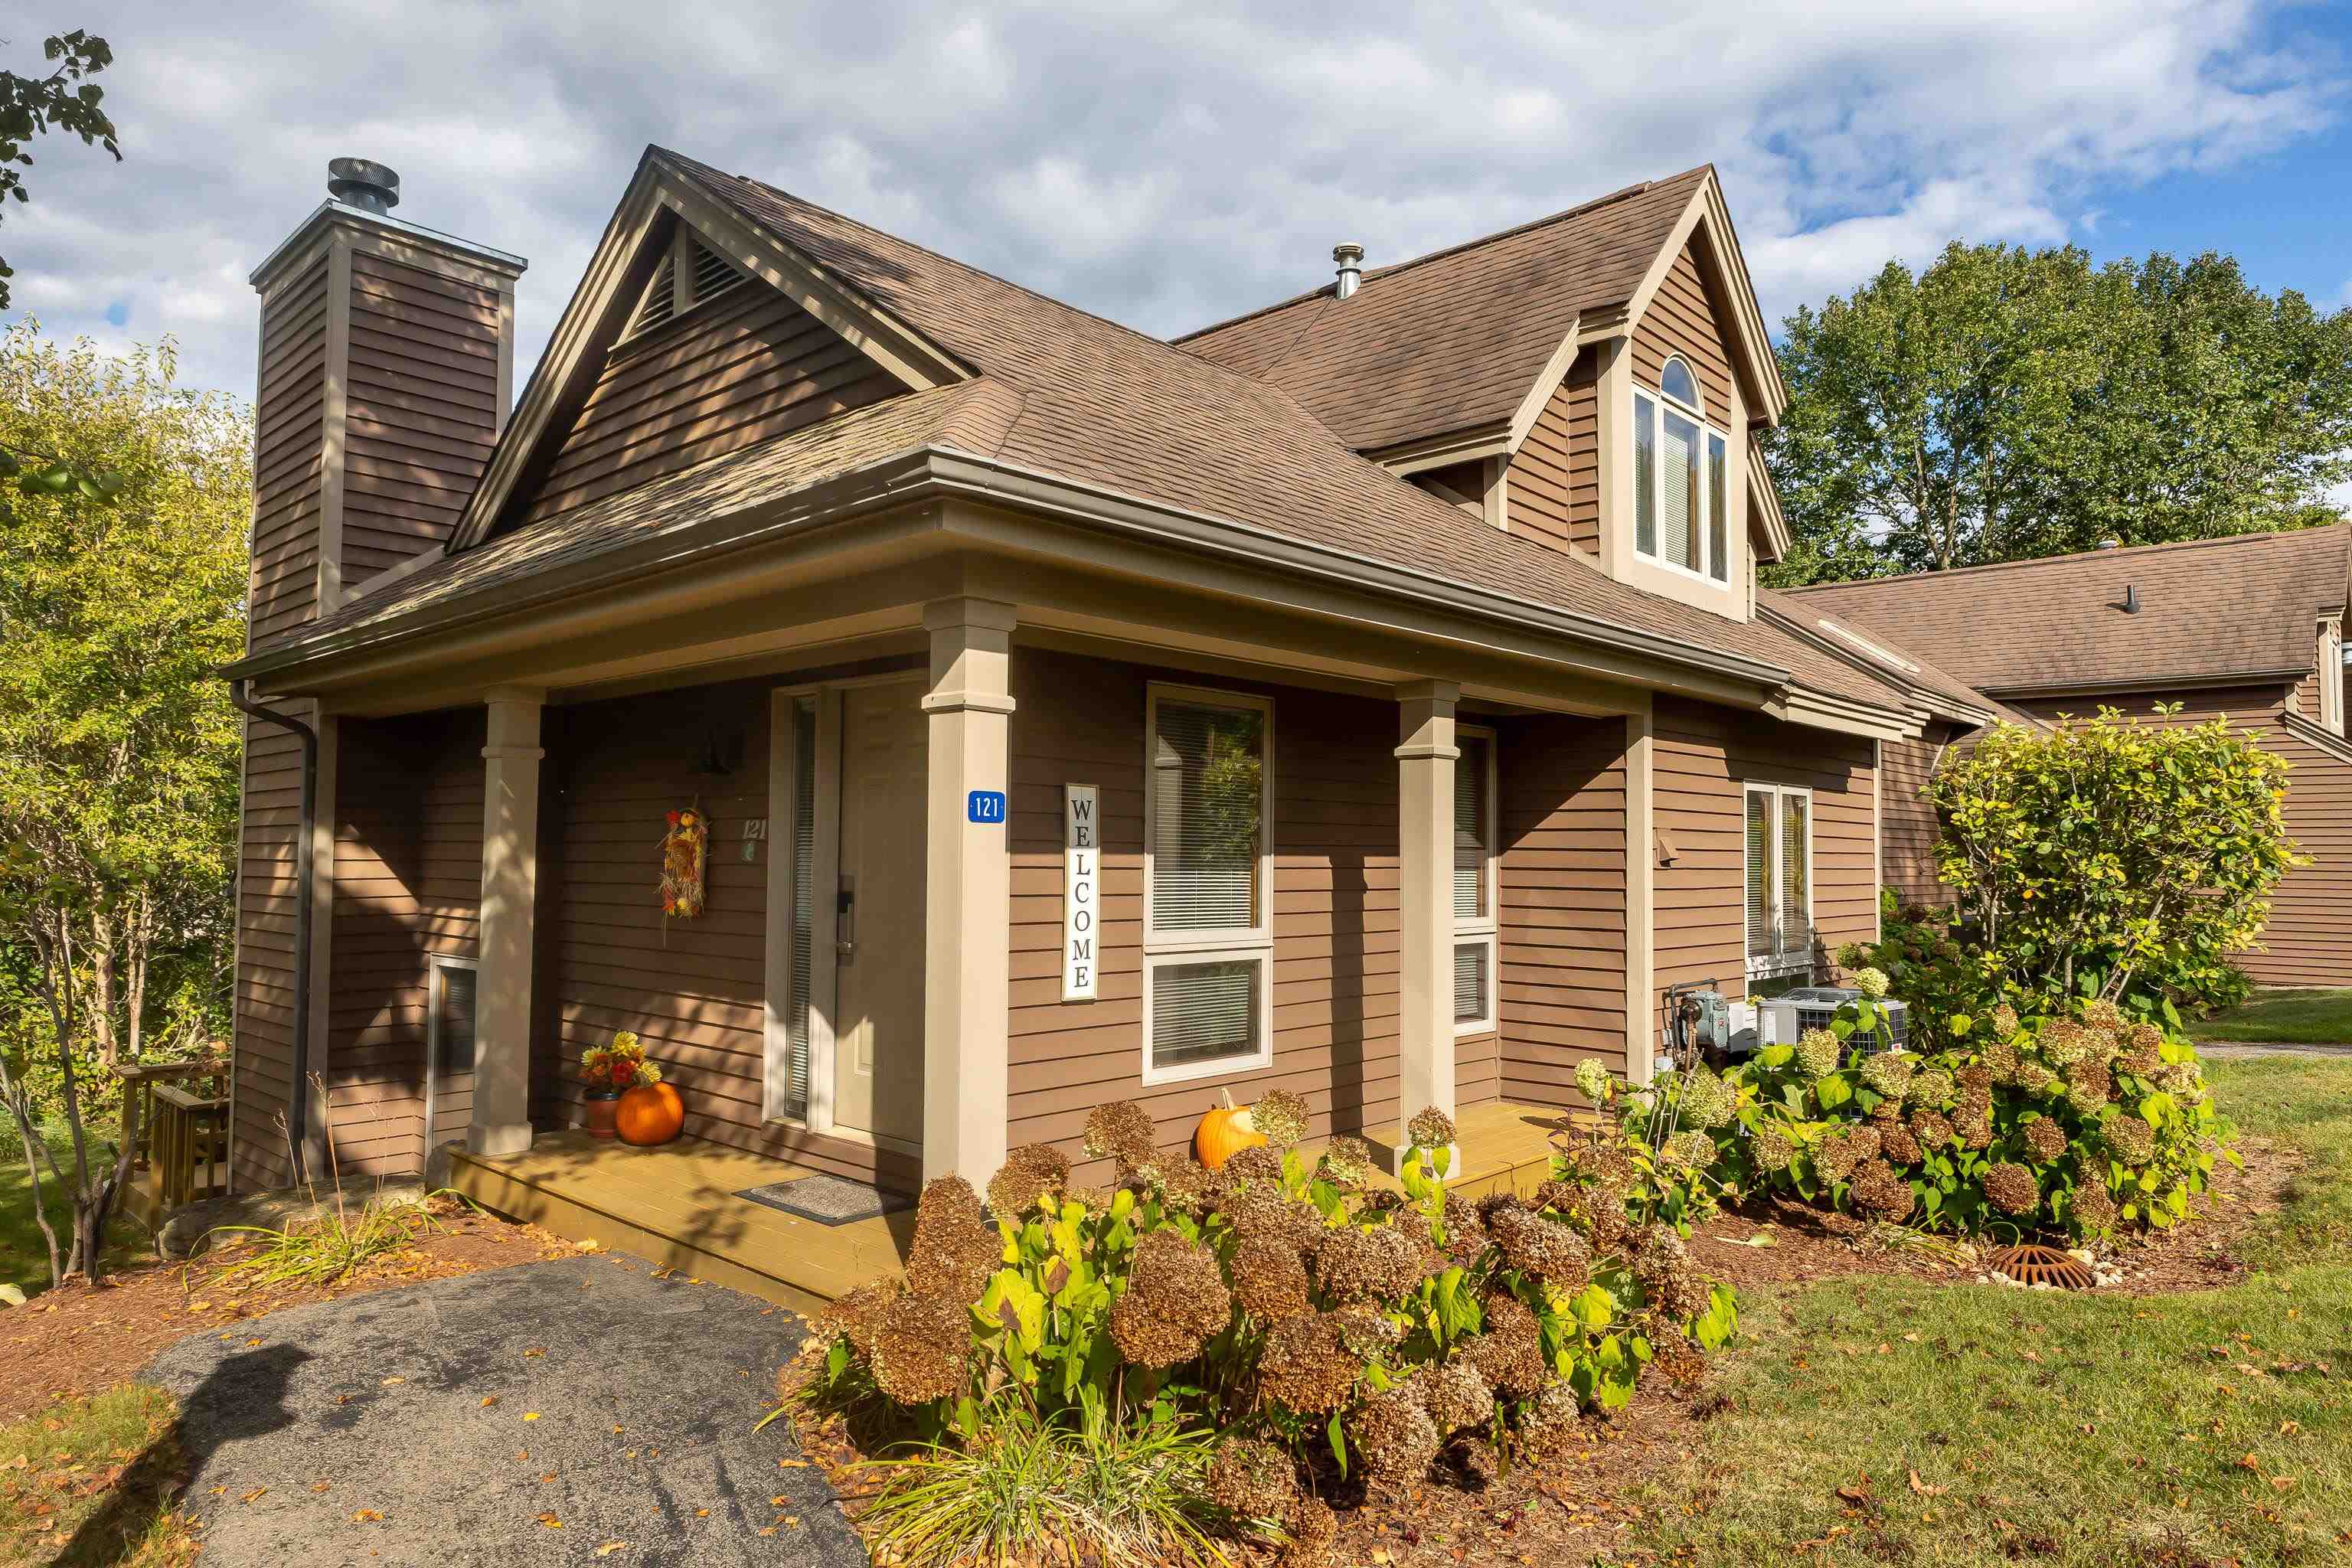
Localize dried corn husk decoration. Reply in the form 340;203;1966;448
662;808;707;919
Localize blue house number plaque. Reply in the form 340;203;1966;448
967;789;1007;824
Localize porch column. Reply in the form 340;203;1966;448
1396;681;1459;1170
921;598;1017;1185
468;686;544;1158
1623;700;1657;1085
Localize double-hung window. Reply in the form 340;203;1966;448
1142;685;1274;1083
1452;727;1498;1034
1744;782;1813;978
1633;356;1732;586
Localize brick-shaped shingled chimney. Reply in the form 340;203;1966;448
245;158;526;648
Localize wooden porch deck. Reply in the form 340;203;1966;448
447;1099;1568;1309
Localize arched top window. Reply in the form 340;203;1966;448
1658;355;1701;416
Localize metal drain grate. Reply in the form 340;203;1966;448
1984;1243;2096;1289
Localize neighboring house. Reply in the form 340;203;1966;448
221;149;1974;1196
1788;526;2352;986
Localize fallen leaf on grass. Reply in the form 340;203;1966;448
2271;1476;2298;1492
1907;1471;1947;1497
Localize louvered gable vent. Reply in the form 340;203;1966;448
632;250;678;335
691;236;747;305
627;232;750;338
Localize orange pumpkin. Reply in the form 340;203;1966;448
616;1082;684;1146
1194;1090;1267;1171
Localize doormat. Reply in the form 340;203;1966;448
736;1175;913;1227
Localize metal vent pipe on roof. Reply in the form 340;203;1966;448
2124;583;2141;613
1332;242;1364;299
327;157;400;214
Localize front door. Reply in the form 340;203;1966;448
829;681;927;1146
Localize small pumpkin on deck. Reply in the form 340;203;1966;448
1194;1089;1267;1171
617;1082;684;1147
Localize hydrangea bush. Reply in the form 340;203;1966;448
1613;978;2236;1242
799;1092;1735;1547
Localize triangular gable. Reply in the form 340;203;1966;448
1605;171;1786;426
449;148;969;550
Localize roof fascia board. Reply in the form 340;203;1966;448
1980;668;2312;700
1754;603;1992;727
1504;318;1585;455
1619;175;1788;430
648;162;969;393
2282;709;2352;765
1747;436;1792;560
1762;686;1922;742
1370;424;1512;476
446;158;673;552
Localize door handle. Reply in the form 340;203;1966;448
836;877;856;962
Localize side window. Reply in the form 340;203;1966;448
1452;727;1497;1034
1633;355;1733;586
1743;783;1812;977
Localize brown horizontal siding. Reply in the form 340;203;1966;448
521;283;904;524
1506;346;1599;560
231;715;307;1190
1495;714;1628;1109
1880;724;1958;909
342;251;503;573
2013;686;2350;986
542;681;914;1191
247;253;328;651
1008;651;1405;1182
1632;240;1733;422
323;710;485;1175
1653;697;1878;1008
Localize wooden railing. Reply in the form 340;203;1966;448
114;1056;230;1219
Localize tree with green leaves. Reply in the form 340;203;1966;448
1762;242;2352;585
0;322;247;1285
1;29;118;315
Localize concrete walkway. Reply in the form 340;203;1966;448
144;1256;866;1566
2194;1040;2352;1060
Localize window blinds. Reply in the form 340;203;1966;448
1661;406;1700;570
1152;959;1260;1070
1149;699;1264;935
1780;792;1809;953
433;961;477;1075
1454;734;1488;920
1744;790;1772;959
1634;394;1658;558
1453;941;1488;1025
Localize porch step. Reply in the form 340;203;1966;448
443;1131;916;1313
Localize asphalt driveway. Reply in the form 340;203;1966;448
144;1255;866;1566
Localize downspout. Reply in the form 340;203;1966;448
227;678;316;1185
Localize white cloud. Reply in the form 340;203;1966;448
0;0;2338;402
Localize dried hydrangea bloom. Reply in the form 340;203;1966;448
1668;1129;1716;1168
1851;1160;1916;1222
2066;1056;2115;1106
1979;1038;2022;1084
2082;999;2126;1037
1439;1191;1490;1264
1224;1180;1324;1249
1877;1119;1922;1166
1904;1067;1954;1109
815;1279;899;1357
1465;1293;1549;1396
1320;1135;1374;1186
1854;966;1890;999
1633;1224;1713;1321
906;1209;1002;1305
1858;1052;1913;1099
1223;1144;1285;1184
1314;1223;1427;1305
2021;1116;2069;1165
2070;1181;2119;1233
869;1292;970;1404
1347;1380;1441;1482
985;1142;1071;1218
1795;1027;1843;1080
1651;1323;1708;1390
1907;1107;1955;1150
1487;1204;1592;1291
1982;1161;2040;1217
1282;1494;1338;1565
2154;1061;2200;1096
1420;1358;1497;1433
1676;1068;1736;1129
1231;1235;1315;1323
1749;1125;1795;1173
2118;1037;2164;1079
2040;1020;2094;1067
1406;1105;1457;1150
1517;1379;1584;1451
916;1174;985;1231
1957;1063;1994;1096
1253;1089;1311;1148
1109;1229;1232;1367
1157;1157;1225;1214
1991;1002;2021;1037
1573;1058;1613;1105
1083;1099;1157;1168
1205;1437;1297;1522
1256;1312;1363;1413
1814;1130;1864;1184
2103;1115;2155;1166
1331;1300;1405;1359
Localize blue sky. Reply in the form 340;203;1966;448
5;1;2349;403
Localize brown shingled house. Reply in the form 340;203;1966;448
220;149;1975;1271
1788;526;2352;986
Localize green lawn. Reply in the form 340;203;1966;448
0;1129;142;1301
2191;988;2352;1045
1627;1055;2352;1567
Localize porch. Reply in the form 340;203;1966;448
443;1099;1569;1308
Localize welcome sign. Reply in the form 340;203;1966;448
1063;784;1099;1001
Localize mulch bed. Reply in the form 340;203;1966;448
0;1197;580;1424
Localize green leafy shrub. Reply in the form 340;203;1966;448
794;1095;1735;1557
1930;708;2301;1011
1638;983;2236;1241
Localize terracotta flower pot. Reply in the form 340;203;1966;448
617;1082;684;1147
583;1090;622;1140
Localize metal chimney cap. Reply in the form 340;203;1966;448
327;158;400;215
1331;242;1365;266
1332;241;1366;299
2096;536;2122;550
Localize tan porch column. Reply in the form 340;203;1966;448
1623;701;1657;1085
468;686;544;1158
1396;681;1459;1169
921;598;1018;1185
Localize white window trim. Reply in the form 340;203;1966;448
1743;782;1815;980
1632;371;1735;592
423;952;478;1154
1453;724;1498;1037
1141;683;1276;1085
